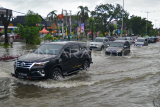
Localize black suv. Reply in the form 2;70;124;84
11;41;92;80
105;40;130;56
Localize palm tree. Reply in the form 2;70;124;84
77;6;90;34
47;10;58;21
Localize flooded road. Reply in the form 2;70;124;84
1;42;160;107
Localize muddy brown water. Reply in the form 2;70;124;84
1;42;160;107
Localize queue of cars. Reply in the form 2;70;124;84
89;36;159;56
11;36;159;80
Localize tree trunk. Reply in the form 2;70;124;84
4;25;8;45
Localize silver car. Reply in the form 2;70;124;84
89;37;110;51
135;38;148;46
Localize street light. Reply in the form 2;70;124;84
140;11;155;35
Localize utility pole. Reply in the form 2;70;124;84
63;10;67;39
69;10;72;40
62;9;64;39
121;0;124;37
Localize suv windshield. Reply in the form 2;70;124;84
137;39;145;42
94;39;104;42
110;42;124;47
34;44;63;55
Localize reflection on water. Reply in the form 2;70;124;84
0;42;39;57
1;42;160;106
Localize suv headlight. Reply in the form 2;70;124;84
34;61;49;66
106;49;109;51
117;49;122;52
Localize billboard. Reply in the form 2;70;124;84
77;23;84;33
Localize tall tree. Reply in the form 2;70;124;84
92;3;129;35
14;10;42;44
1;9;12;45
77;6;90;34
47;10;57;21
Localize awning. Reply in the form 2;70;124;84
39;27;49;34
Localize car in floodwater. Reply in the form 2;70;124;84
115;37;132;45
149;37;157;43
134;38;148;46
89;37;110;51
11;41;92;80
105;40;130;56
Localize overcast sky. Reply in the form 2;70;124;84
1;0;160;28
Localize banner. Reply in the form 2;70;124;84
77;23;84;33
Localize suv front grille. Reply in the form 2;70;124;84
16;61;34;68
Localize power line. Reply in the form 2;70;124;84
0;7;26;15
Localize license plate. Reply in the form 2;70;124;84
19;73;27;76
18;76;24;79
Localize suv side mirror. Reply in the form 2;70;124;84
62;51;70;57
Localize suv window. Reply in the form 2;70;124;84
70;45;79;53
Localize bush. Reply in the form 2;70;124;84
34;37;42;45
99;34;104;37
43;34;53;41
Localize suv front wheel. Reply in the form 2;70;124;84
82;60;90;70
50;68;62;80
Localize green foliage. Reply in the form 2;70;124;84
47;10;57;21
99;34;104;37
58;35;61;39
13;10;42;45
7;29;11;33
43;34;53;41
0;43;11;48
91;3;129;34
88;17;95;32
1;31;4;35
25;10;41;27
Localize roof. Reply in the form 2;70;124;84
113;40;128;43
45;41;86;45
12;15;47;27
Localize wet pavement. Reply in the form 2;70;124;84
1;42;160;107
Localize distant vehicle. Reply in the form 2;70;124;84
89;37;110;51
105;40;130;56
11;41;92;80
115;37;132;45
107;36;116;41
134;38;148;46
149;37;157;43
132;36;137;43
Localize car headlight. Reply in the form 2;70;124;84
106;49;109;51
117;49;122;52
34;61;49;66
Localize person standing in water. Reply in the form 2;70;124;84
10;36;13;46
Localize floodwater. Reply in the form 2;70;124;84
1;42;160;107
